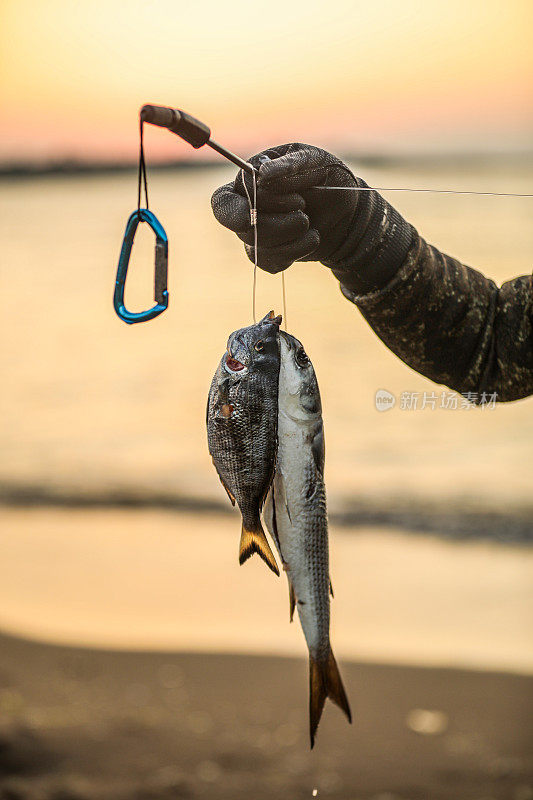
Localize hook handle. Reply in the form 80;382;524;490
140;105;211;149
140;104;256;175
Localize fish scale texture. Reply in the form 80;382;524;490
300;477;330;664
207;363;278;528
265;330;332;664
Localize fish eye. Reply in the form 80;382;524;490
254;340;264;352
295;348;310;367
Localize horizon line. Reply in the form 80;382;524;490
1;149;533;180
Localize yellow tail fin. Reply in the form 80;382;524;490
239;521;280;576
309;648;351;748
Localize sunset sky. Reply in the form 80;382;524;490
0;0;532;163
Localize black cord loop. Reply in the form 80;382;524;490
137;119;150;215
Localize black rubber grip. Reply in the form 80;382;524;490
140;105;211;149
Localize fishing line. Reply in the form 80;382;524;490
239;165;255;496
241;166;258;323
281;272;288;332
239;174;530;329
311;186;533;197
238;159;529;327
238;161;532;328
242;165;289;329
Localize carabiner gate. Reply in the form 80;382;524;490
113;209;169;324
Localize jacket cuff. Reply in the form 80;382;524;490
339;232;422;306
327;210;415;296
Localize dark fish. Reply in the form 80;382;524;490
207;311;282;575
264;331;351;747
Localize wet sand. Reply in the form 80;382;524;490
0;632;532;800
1;508;532;673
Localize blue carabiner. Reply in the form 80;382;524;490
113;209;169;324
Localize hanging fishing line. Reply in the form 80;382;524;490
235;163;533;332
241;165;289;328
281;272;288;332
236;152;530;329
240;166;258;323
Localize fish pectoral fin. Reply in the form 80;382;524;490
220;479;236;506
329;579;334;599
239;521;280;577
275;469;292;523
218;376;230;405
288;580;296;623
212;464;236;506
285;502;292;523
309;648;352;749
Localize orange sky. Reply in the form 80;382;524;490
0;0;532;162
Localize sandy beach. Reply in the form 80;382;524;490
0;508;532;798
0;632;531;800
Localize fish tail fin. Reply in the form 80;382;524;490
239;518;280;576
325;648;352;723
309;648;352;748
309;655;328;749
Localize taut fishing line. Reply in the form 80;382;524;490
240;167;259;324
312;186;533;197
241;165;289;329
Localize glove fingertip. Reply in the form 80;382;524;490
258;153;301;183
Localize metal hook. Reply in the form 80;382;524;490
113;209;169;324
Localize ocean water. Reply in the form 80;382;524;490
1;163;532;512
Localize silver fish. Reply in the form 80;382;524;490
264;331;351;747
207;311;282;575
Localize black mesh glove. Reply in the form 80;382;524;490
211;143;414;294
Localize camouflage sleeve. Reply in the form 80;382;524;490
338;232;533;402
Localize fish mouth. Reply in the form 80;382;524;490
225;352;246;373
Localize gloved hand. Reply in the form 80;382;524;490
211;143;414;295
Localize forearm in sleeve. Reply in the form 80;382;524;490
337;232;533;402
